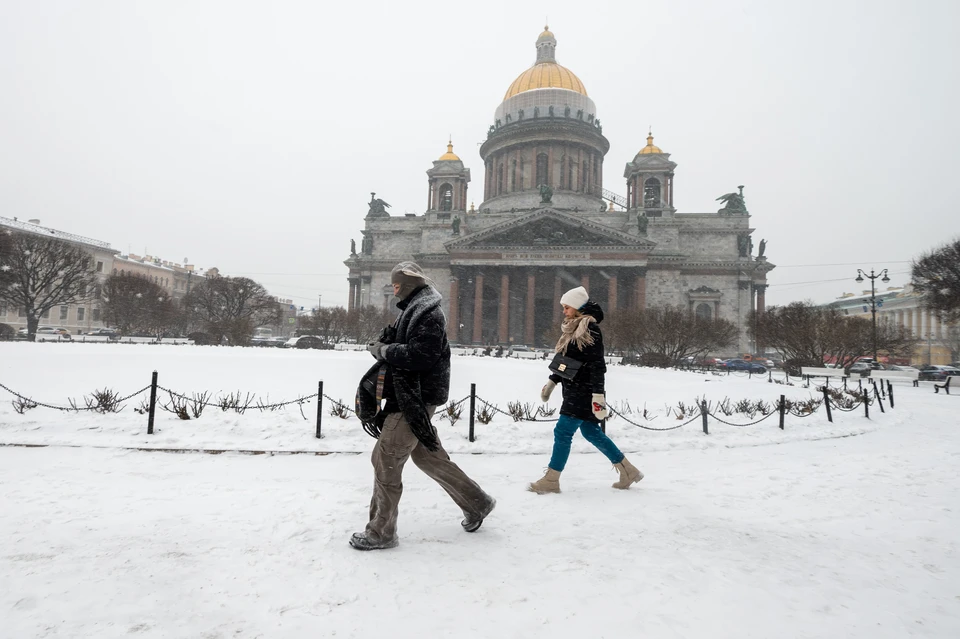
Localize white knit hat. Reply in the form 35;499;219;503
560;286;589;310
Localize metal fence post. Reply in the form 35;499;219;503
779;394;785;430
822;387;833;423
468;383;476;443
887;380;894;409
147;371;158;434
316;381;323;439
864;390;870;419
701;400;709;435
872;381;885;413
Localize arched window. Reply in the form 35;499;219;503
696;303;712;320
439;183;453;211
644;178;661;208
536;153;548;187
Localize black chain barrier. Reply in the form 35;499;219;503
0;381;151;412
156;385;319;409
609;406;702;431
706;410;777;428
322;393;473;423
476;396;557;423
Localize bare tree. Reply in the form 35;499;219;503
752;302;916;374
0;230;96;340
182;275;281;345
912;238;960;322
102;273;168;336
605;305;738;366
348;305;394;343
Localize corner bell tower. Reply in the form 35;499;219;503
624;132;677;218
426;140;470;212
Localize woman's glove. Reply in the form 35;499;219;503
540;380;557;402
591;393;608;420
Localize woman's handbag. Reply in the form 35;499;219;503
548;352;582;380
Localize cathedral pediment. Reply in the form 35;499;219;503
445;209;654;251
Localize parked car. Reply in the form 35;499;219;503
281;335;332;350
35;326;72;341
721;359;766;373
888;365;920;373
847;361;884;376
917;365;960;382
89;328;119;339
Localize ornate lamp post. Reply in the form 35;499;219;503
855;268;890;362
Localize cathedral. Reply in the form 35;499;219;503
345;27;774;353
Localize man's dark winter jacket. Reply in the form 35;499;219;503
381;285;451;408
549;301;606;423
356;284;450;450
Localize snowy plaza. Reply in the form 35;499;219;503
0;343;958;638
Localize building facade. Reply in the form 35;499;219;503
345;28;775;352
0;216;117;335
826;285;959;365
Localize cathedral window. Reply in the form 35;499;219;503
644;178;661;208
582;160;589;191
497;164;504;195
695;303;712;321
536;153;548;187
439;183;453;211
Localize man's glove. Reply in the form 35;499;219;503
540;380;557;402
367;341;387;361
591;393;608;420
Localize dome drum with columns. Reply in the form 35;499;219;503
345;28;774;354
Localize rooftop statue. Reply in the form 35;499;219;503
717;185;748;216
757;238;767;258
367;192;391;218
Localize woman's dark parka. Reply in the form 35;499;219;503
549;301;606;423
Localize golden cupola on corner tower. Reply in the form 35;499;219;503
438;139;461;162
639;131;664;155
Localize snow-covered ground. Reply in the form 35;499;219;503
1;343;958;638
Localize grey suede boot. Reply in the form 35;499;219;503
612;457;643;489
528;468;561;494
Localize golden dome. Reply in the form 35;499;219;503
639;132;663;154
503;27;587;100
438;140;460;161
504;63;587;100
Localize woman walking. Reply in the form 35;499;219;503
529;286;643;494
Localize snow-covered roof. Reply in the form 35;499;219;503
0;216;115;252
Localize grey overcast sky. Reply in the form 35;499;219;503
1;0;957;309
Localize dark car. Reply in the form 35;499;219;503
89;328;119;339
722;358;766;373
918;365;960;382
281;335;332;350
847;361;884;377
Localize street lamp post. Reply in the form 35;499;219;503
855;268;890;362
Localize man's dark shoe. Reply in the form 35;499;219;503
349;532;399;551
461;496;496;533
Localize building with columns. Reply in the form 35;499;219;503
826;285;959;365
345;27;775;353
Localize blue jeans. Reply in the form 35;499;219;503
548;414;625;472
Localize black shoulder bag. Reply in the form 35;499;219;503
548;352;582;380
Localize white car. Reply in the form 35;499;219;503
35;326;72;341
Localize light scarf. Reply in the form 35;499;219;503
555;314;596;355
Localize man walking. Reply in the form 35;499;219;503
350;261;496;551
